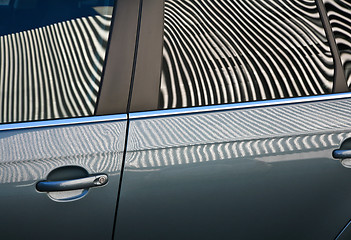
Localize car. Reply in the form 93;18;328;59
0;0;351;239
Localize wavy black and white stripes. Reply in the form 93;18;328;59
126;132;351;169
126;97;351;168
160;0;334;109
0;14;112;123
324;0;351;88
0;118;126;187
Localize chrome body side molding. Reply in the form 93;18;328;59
130;93;351;119
0;114;127;131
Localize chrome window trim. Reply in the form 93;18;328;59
130;93;351;119
0;114;127;131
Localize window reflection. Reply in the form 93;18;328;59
0;0;115;123
160;0;334;109
324;0;351;88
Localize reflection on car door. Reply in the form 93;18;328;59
114;0;351;239
0;0;139;239
117;95;351;239
0;116;127;239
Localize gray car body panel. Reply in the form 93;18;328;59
0;115;127;239
115;95;351;239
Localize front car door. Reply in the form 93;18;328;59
115;0;351;239
0;0;139;238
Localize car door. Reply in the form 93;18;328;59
0;0;139;239
114;0;351;239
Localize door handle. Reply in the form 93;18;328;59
333;149;351;159
333;138;351;168
36;174;108;192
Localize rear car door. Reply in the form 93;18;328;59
0;0;139;239
115;0;351;239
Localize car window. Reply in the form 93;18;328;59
159;0;336;109
0;0;115;123
324;0;351;89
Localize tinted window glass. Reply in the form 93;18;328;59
160;0;334;109
324;0;351;88
0;0;115;123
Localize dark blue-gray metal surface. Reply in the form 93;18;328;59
0;114;127;239
115;95;351;240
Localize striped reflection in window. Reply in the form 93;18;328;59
160;0;334;109
0;2;114;123
324;0;351;88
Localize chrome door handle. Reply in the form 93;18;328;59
333;138;351;168
36;174;108;192
333;149;351;159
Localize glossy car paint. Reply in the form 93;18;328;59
0;0;139;238
0;115;126;239
115;94;351;239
